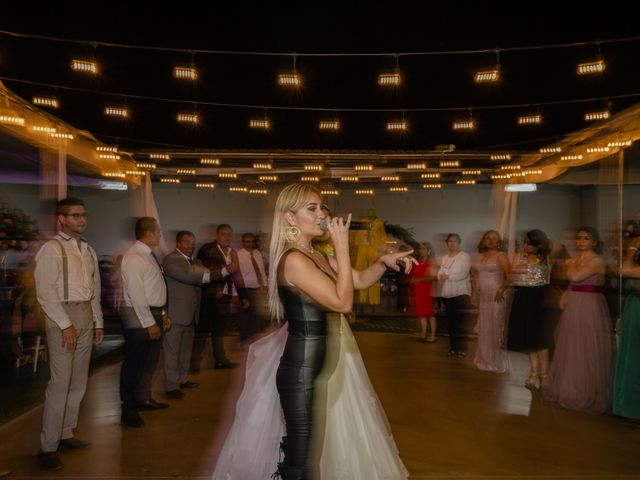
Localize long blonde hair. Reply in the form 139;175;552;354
268;183;322;323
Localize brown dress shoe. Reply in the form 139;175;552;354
38;451;63;470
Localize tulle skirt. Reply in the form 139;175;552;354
212;316;409;479
543;291;614;414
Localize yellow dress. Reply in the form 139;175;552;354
354;217;387;305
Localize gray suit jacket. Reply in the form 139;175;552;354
163;250;207;326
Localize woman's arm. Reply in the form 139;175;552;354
495;252;511;302
566;255;606;282
284;216;354;313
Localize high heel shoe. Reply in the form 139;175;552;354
524;371;539;389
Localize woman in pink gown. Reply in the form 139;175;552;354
543;227;615;414
471;231;510;373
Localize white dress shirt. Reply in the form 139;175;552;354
34;232;104;330
438;251;472;298
237;248;268;288
121;240;167;328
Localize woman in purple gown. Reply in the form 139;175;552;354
543;227;615;414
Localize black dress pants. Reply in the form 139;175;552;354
443;295;470;353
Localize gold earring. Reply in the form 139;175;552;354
284;225;300;243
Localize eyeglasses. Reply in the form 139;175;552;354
63;213;87;219
576;235;591;240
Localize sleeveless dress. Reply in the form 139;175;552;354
411;259;435;316
212;248;408;479
543;274;614;414
507;255;551;351
473;254;509;373
613;279;640;420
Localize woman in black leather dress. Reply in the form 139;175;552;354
268;184;414;479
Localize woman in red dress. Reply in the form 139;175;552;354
411;242;438;342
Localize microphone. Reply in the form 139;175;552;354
319;219;328;231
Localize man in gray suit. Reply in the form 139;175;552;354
162;231;210;398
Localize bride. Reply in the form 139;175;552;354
213;184;411;479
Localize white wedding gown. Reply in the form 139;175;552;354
212;315;409;479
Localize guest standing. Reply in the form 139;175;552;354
507;229;552;389
613;229;640;421
119;217;171;428
34;198;103;470
438;233;472;358
162;231;210;398
237;233;269;341
411;242;437;342
471;230;510;372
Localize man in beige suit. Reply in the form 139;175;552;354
163;231;210;398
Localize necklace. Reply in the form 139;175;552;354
296;243;319;256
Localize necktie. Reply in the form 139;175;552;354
250;251;265;286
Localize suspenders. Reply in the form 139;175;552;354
50;237;96;304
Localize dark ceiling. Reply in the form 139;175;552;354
1;5;640;157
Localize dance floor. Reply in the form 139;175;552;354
0;330;638;479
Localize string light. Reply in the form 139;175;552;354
304;164;324;171
103;172;125;178
31;125;56;133
97;146;118;152
278;73;301;86
474;70;500;83
462;170;481;175
196;183;215;189
608;140;632;147
490;153;511;160
523;169;542;175
453;120;475;130
407;163;427;170
136;163;156;169
387;120;408;131
440;160;460;167
319;120;340;130
577;60;606;75
354;164;373;172
378;73;401;86
105;107;129;117
341;176;359;182
389;186;408;192
355;189;374;195
381;175;400;182
0;115;25;126
173;67;198;80
150;153;170;160
71;59;97;74
560;154;583;160
249;188;268;195
176;168;196;175
177;113;199;124
421;173;440;179
518;114;542;125
320;189;339;195
126;170;146;176
301;175;320;182
253;162;272;169
200;157;221;165
249;119;271;129
32;97;58;108
219;172;238;179
160;178;180;183
585;110;610;121
586;146;610;153
422;183;442;189
50;132;74;139
457;180;476;185
500;165;521;170
539;147;562;154
229;186;248;192
491;174;512;180
99;153;120;160
259;175;278;181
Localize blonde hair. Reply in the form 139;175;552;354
268;183;322;323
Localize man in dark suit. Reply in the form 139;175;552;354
191;224;249;371
162;231;210;398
